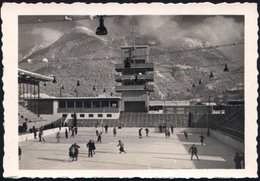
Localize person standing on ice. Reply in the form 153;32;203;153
200;134;205;145
86;140;94;157
184;131;188;139
104;125;108;133
189;144;199;160
65;128;68;139
145;128;149;137
233;152;243;169
73;143;80;161
117;140;126;154
56;131;61;143
18;146;22;160
97;132;102;143
113;127;117;136
139;128;143;139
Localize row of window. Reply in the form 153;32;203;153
68;113;112;118
59;100;118;109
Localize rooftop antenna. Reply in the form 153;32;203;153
133;17;136;48
133;17;136;62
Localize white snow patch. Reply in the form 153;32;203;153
42;58;48;63
207;84;215;90
153;83;165;99
175;64;193;70
27;59;32;63
155;71;165;78
182;37;211;49
23;44;45;59
64;16;72;21
72;26;108;43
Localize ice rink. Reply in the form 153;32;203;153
19;127;240;170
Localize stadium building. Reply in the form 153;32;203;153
18;45;244;143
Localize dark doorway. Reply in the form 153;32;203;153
124;101;146;112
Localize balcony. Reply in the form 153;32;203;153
115;74;154;82
57;107;120;113
115;84;154;92
115;63;154;72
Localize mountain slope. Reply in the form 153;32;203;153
19;28;244;101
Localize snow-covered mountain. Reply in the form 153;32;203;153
19;26;244;101
181;38;211;49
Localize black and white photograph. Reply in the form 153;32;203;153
2;3;258;178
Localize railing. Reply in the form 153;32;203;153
216;125;244;142
118;112;188;127
71;112;192;128
115;84;153;92
115;74;154;82
57;107;120;113
115;63;154;71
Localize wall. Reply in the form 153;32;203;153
153;128;244;153
66;112;120;120
153;127;207;133
53;100;58;114
211;130;244;153
121;91;147;112
19;127;66;142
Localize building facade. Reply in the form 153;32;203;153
115;45;154;112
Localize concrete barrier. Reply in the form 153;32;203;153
153;127;207;134
19;127;66;142
211;130;244;153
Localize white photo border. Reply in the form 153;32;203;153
2;2;258;178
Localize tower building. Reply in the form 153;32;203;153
115;45;154;112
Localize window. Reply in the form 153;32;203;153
89;114;94;118
98;114;103;118
110;101;118;108
93;101;100;108
80;114;85;118
107;114;112;118
101;101;109;108
84;101;91;108
76;101;83;108
67;101;74;108
176;107;184;114
59;101;66;108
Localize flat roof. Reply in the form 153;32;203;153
121;45;149;49
25;96;121;101
149;101;190;106
18;68;54;82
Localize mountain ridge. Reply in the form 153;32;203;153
18;26;244;101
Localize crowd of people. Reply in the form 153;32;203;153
19;124;244;169
65;125;126;161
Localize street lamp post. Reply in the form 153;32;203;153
37;82;40;117
76;80;80;97
60;84;64;97
162;97;166;126
93;85;96;97
74;89;78;97
207;72;214;129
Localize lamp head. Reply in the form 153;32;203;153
223;64;229;72
77;80;80;86
96;16;107;35
209;72;214;78
52;76;57;83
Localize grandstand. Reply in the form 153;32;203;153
18;46;244;145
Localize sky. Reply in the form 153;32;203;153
19;15;244;50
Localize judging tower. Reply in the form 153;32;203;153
115;45;154;112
